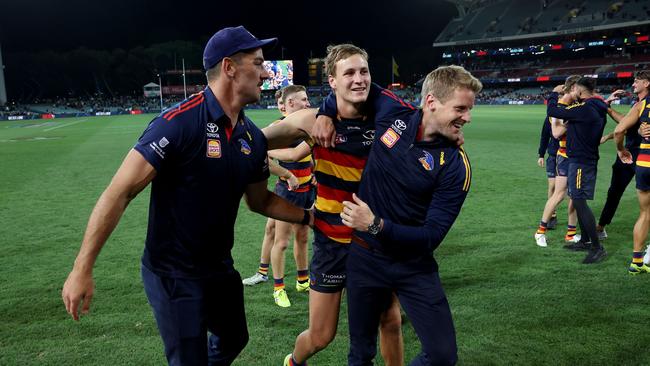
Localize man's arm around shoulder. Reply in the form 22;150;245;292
262;109;318;150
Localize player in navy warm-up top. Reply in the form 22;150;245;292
546;77;609;264
319;65;480;366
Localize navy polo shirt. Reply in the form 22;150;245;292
538;116;559;158
134;87;269;279
319;84;471;264
547;92;608;164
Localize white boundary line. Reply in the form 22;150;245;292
43;118;88;132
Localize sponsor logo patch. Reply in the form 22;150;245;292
206;122;219;133
380;128;400;148
159;137;169;148
206;139;221;158
362;130;375;140
393;119;407;131
239;138;252;155
335;134;347;144
149;142;165;159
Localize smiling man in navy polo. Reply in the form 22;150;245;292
315;65;479;365
61;26;312;365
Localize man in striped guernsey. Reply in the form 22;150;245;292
534;75;581;248
595;84;646;243
612;70;650;274
264;44;403;366
61;26;314;365
538;111;560;229
243;89;287;288
547;77;609;264
267;85;315;307
319;66;478;366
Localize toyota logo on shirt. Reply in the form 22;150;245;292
207;123;219;133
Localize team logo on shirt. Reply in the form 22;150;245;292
239;138;252;155
380;128;400;148
419;151;434;171
159;137;169;148
206;139;221;158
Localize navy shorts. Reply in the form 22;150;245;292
309;235;349;293
636;165;650;191
568;162;597;200
274;182;315;209
545;155;557;178
556;155;569;177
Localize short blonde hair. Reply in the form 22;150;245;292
420;65;482;106
563;75;582;93
325;44;369;77
281;85;307;104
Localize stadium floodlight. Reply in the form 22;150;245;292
182;58;187;100
0;43;6;106
157;74;163;112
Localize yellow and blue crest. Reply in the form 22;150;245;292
418;151;434;171
239;138;252;155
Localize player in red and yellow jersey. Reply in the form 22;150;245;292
534;76;581;247
263;44;403;366
612;71;650;274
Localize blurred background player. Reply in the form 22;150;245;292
537;106;560;229
547;77;609;264
534;76;581;247
595;80;646;241
611;70;650;274
243;89;290;287
243;86;315;308
267;85;314;307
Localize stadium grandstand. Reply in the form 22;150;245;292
436;0;650;104
3;0;648;120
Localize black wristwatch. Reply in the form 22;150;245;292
367;216;382;235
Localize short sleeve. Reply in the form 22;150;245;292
133;116;184;172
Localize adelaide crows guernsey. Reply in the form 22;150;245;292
636;96;650;168
312;117;374;244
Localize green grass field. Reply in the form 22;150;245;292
1;105;648;365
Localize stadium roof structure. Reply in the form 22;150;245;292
436;0;650;47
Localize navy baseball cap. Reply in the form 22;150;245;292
203;26;278;70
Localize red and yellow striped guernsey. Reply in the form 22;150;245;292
312;116;373;244
277;141;314;193
636;96;650;168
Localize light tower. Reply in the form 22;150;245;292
0;43;6;106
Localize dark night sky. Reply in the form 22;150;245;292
0;0;457;86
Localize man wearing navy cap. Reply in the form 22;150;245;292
61;26;312;365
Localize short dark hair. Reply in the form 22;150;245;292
636;70;650;81
576;77;596;93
